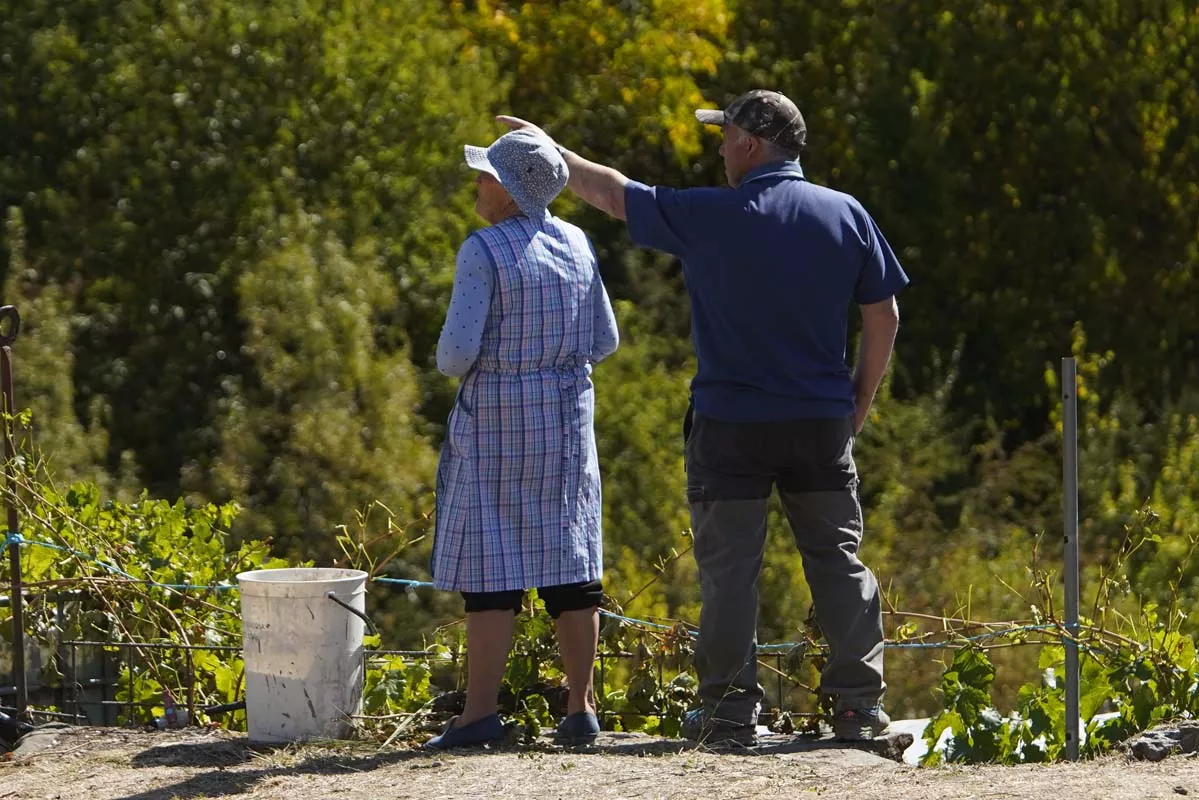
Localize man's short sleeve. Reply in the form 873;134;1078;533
855;216;910;304
624;180;696;258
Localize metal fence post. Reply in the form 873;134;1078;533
1062;357;1080;761
1;305;26;719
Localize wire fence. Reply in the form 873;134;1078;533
0;304;1101;764
2;531;1069;731
4;533;1062;651
0;582;813;728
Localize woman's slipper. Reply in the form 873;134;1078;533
555;710;600;746
425;714;506;749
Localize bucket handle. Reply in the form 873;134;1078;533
326;591;378;637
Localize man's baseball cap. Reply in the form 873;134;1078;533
695;89;807;151
464;129;569;218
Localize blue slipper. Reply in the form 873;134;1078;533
555;710;600;746
425;714;506;749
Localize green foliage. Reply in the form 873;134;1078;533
452;0;733;308
921;626;1199;766
1;209;126;493
458;0;729;169
0;450;288;726
178;210;438;560
2;0;1199;762
592;301;696;624
6;445;1199;762
595;619;697;737
921;646;1000;764
713;0;1199;422
918;483;1199;765
0;0;501;496
363;654;436;716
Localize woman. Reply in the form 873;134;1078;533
427;129;619;748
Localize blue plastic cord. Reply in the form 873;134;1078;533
373;576;437;589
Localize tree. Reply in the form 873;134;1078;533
181;211;437;560
712;0;1199;424
453;0;733;317
0;0;503;509
2;208;128;491
591;301;697;622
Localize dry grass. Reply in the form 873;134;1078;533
2;726;1198;799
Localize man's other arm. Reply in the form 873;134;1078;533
852;296;900;433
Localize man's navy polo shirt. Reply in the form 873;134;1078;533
625;161;909;422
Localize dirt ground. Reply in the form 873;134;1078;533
2;725;1198;800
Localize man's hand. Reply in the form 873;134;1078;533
496;115;550;138
496;116;570;156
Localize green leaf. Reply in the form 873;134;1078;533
1080;658;1113;723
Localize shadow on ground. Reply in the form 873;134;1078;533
108;729;912;799
585;730;913;762
119;740;430;799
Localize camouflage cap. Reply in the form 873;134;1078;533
695;89;807;152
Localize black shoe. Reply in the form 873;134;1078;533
0;711;33;748
681;708;758;746
833;707;891;742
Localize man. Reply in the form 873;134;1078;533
500;88;908;744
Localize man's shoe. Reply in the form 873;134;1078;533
425;714;506;749
555;710;600;746
832;706;891;742
681;708;758;747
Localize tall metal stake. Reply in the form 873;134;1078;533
1062;357;1080;761
1;305;25;718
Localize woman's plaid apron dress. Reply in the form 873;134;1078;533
432;215;607;592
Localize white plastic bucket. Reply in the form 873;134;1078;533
237;568;368;743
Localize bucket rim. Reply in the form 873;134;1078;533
236;567;369;584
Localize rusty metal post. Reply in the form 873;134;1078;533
1;304;25;718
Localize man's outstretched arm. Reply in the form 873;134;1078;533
497;115;630;221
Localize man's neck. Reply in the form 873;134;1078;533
738;160;805;186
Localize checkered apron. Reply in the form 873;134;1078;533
431;215;605;592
